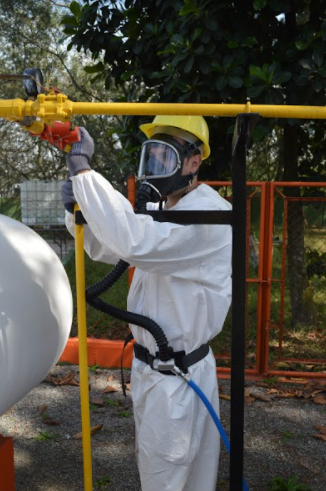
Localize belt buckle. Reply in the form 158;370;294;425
174;350;188;374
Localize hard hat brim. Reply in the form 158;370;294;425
139;123;157;139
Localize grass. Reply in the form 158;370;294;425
267;223;326;367
90;403;100;411
34;430;60;442
104;398;121;408
2;186;324;371
262;376;279;386
64;251;130;340
212;221;326;370
95;476;111;490
63;204;326;372
269;476;311;491
279;430;295;445
64;240;326;370
117;410;132;418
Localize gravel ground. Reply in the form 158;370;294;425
1;365;326;491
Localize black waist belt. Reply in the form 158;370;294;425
133;342;210;376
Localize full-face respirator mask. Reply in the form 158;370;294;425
135;134;202;211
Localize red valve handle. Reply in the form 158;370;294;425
30;121;81;152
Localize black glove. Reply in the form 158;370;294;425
61;175;76;214
66;127;94;176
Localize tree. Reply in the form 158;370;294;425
0;0;125;196
62;0;326;325
61;1;326;172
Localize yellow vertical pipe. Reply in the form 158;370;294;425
74;205;93;491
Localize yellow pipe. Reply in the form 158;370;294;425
74;204;93;491
71;102;326;119
1;94;326;122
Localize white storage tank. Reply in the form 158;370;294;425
0;214;73;416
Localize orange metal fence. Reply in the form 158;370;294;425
128;177;326;379
264;182;326;378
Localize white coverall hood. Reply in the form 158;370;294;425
65;171;232;491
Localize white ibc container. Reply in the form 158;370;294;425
20;180;65;226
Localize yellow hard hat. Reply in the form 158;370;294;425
140;115;210;160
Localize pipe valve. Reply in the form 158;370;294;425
29;121;81;152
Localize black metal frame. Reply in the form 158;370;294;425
229;113;259;490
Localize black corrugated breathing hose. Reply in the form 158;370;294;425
85;259;173;361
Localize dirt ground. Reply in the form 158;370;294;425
0;365;326;491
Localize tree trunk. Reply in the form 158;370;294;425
283;124;313;325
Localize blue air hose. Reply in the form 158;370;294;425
188;378;231;453
173;367;249;491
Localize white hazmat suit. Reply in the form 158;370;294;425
66;170;232;491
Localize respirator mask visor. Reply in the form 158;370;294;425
138;139;182;180
137;133;202;202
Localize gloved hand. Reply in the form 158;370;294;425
66;127;94;176
61;175;76;214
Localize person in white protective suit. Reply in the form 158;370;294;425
61;115;232;491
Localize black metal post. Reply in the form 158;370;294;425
230;113;259;491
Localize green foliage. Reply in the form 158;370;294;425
35;430;60;442
104;398;120;407
262;375;279;385
0;1;67;189
253;0;268;10
117;410;131;418
0;198;21;220
57;0;323;327
269;476;311;491
279;430;295;444
95;475;111;490
0;0;124;196
64;250;129;338
61;0;326;181
305;248;326;278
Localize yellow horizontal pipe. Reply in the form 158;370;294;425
1;95;326;122
71;102;326;120
0;99;24;120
